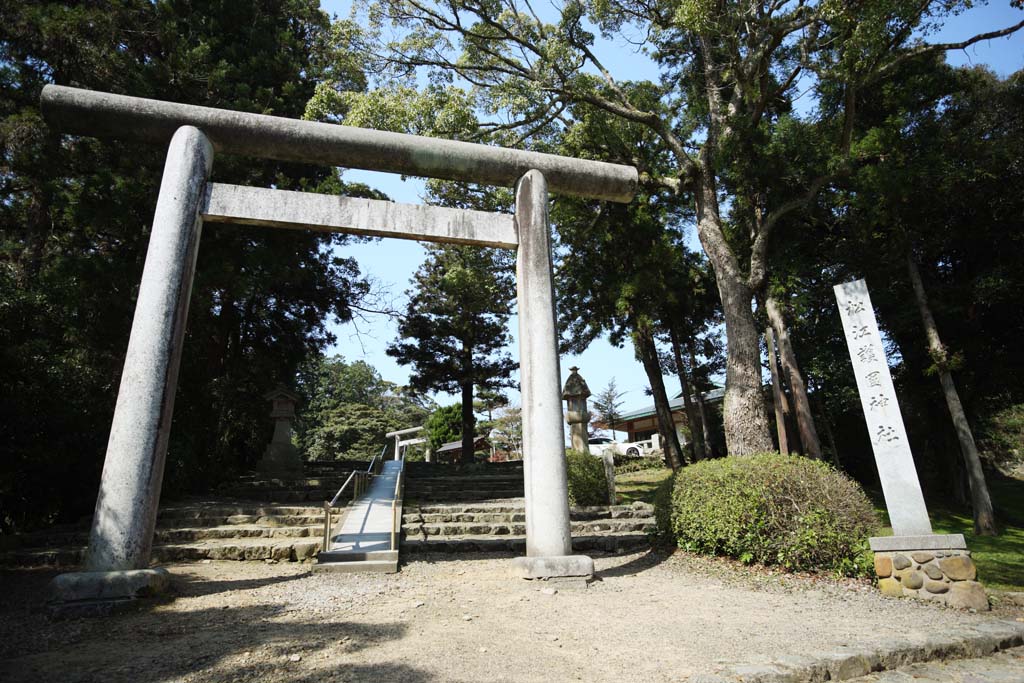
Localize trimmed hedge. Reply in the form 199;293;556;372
659;453;878;576
566;450;610;506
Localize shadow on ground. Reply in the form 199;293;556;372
0;598;431;683
593;548;670;579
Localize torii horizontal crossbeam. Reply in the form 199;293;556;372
41;85;638;203
203;183;518;248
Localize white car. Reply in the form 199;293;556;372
587;436;651;458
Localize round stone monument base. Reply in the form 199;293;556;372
47;568;172;617
511;555;594;580
870;534;987;610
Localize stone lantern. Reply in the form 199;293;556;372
561;367;591;454
258;385;302;475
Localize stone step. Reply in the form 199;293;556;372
400;532;651;555
402;519;654;538
311;559;398;574
159;503;322;518
406;491;525;503
151;537;322;563
0;546;85;568
406;476;524;486
403;504;654;525
0;535;324;567
159;513;324;528
154;525;317;543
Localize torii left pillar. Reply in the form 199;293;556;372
48;126;213;610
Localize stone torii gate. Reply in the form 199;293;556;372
41;86;637;604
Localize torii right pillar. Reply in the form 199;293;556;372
511;170;593;581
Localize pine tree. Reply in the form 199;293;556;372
387;245;517;464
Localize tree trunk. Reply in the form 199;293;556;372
693;192;772;453
669;327;706;461
765;327;791;455
906;255;997;535
687;341;716;457
460;381;475;465
811;390;840;466
765;296;822;459
633;324;685;469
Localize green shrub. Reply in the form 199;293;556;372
663;453;878;576
614;455;666;473
566;450;610;506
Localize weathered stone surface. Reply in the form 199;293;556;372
48;568;171;603
41;85;638;203
515;170;576;562
821;651;872;680
206;183;519;249
869;534;966;552
893;554;912;570
879;577;904;597
940;555;977;581
82;126;214;573
911;551;934;564
924;580;949;594
902;570;924;590
923;563;944;580
947;581;989;610
875;554;893;578
511;555;594;579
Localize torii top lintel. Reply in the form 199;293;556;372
41;85;637;204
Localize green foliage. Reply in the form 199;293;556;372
295;354;432;461
305;403;390;462
425;404;463;452
590;379;625;436
565;450;610;507
978;403;1024;471
614;456;666;473
387;244;517;462
0;0;373;530
663;454;878;576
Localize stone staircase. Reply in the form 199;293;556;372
401;500;657;554
404;460;525;503
0;459;656;568
0;501;327;568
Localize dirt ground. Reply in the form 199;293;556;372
1;550;1020;683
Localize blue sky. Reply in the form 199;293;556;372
318;1;1024;418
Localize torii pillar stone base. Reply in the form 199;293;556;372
512;170;593;581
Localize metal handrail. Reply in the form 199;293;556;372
390;455;406;551
322;458;380;553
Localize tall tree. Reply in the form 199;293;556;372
0;0;374;529
363;0;1022;455
387;245;517;464
591;379;626;439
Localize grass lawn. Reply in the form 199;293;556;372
615;467;672;505
867;472;1024;593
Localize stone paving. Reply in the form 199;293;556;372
847;645;1024;682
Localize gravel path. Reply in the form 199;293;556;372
1;550;1021;682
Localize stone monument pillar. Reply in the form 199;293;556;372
258;386;303;475
835;279;986;610
562;367;591;454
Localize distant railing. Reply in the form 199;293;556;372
321;445;386;552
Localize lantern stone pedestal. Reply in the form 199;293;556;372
257;387;303;476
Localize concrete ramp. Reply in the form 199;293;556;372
315;460;403;573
